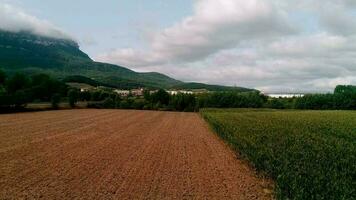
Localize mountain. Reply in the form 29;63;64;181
0;30;182;89
0;30;253;91
171;82;254;92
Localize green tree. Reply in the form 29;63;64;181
68;89;79;108
169;93;196;112
119;100;131;109
143;90;151;101
51;93;61;109
91;90;102;101
132;99;146;110
79;91;91;101
151;89;169;105
30;74;64;101
103;97;115;108
0;69;6;85
6;73;30;94
114;95;122;108
12;90;29;107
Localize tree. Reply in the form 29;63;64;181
6;73;30;94
334;85;356;109
103;97;115;108
12;90;29;107
114;95;122;108
68;89;79;108
334;85;356;95
119;100;131;109
132;99;146;110
51;94;61;109
151;89;169;105
91;90;102;101
266;98;285;109
169;93;196;111
143;90;151;101
79;91;91;101
0;70;6;96
0;69;6;85
30;74;64;101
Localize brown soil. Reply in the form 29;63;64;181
0;109;273;199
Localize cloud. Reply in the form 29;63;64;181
2;0;353;93
80;36;97;46
314;1;356;36
97;0;295;67
96;0;356;92
0;3;71;39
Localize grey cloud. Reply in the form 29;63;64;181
317;2;356;36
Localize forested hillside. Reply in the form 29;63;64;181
0;30;252;91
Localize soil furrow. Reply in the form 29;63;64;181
0;110;273;199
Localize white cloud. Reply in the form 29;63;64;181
96;0;356;92
97;0;295;67
0;3;71;39
2;0;354;92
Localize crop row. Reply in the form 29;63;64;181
201;109;356;200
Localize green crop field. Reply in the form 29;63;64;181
201;109;356;200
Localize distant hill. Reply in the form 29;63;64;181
172;82;253;92
0;30;181;89
0;30;254;91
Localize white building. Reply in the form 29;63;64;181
114;90;130;97
178;90;194;94
267;93;305;98
167;90;178;95
131;88;144;96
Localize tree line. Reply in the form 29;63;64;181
265;85;356;110
1;69;355;111
294;85;356;110
0;70;67;108
90;89;270;112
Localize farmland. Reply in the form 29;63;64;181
0;109;272;199
201;109;356;200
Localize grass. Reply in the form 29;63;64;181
201;109;356;200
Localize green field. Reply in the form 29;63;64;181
201;109;356;200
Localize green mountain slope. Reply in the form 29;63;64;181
0;30;253;91
0;30;182;89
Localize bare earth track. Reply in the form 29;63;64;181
0;110;272;199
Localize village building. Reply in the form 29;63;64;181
178;90;194;94
114;89;130;97
149;90;158;95
131;88;144;96
267;93;305;98
167;90;179;95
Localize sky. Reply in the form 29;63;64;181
0;0;356;93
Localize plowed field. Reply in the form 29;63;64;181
0;110;272;199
